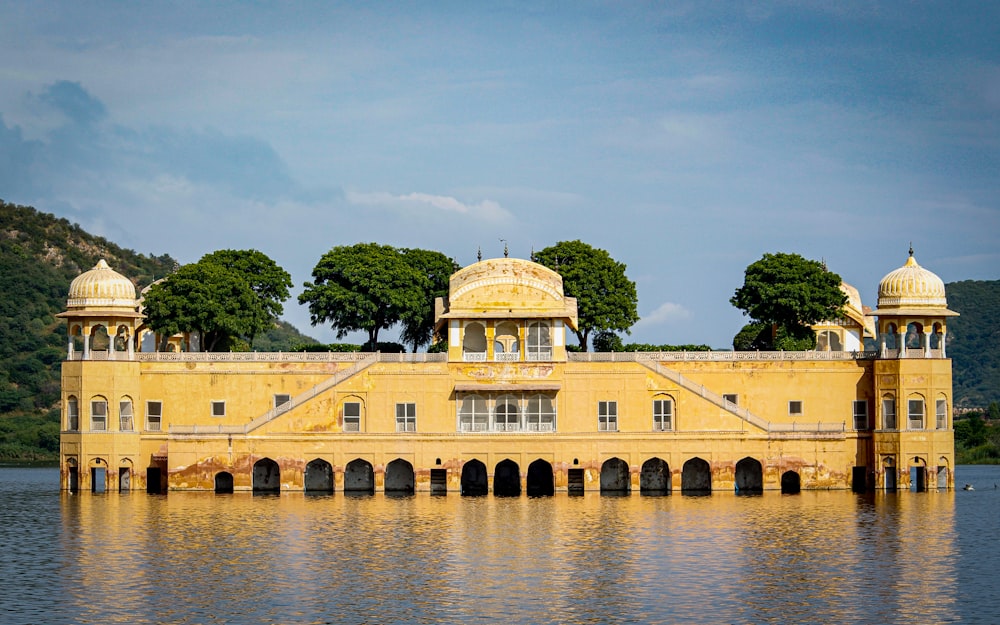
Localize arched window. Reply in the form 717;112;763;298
905;323;923;349
90;325;110;352
882;394;897;430
525;394;555;431
653;395;674;431
494;395;520;431
884;323;898;350
114;325;130;352
119;397;134;431
817;330;842;351
66;396;79;431
526;322;551;361
463;323;487;361
907;394;925;430
935;394;948;429
459;395;488;432
90;396;108;431
930;323;943;350
494;321;519;361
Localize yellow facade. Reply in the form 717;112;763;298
59;254;956;494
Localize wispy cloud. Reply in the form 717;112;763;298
636;302;693;328
346;190;512;221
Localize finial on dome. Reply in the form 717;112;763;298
500;238;508;258
909;242;913;257
477;246;482;262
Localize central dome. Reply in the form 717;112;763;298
66;259;137;309
877;252;947;309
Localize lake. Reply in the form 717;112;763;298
2;465;998;624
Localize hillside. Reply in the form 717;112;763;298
946;279;1000;408
0;200;317;460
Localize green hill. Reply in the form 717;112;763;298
0;199;317;460
946;279;1000;409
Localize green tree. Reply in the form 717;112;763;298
398;248;459;352
534;240;639;351
200;249;293;323
142;262;262;352
730;252;847;350
299;243;429;347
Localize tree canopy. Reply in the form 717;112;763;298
142;249;291;351
534;240;639;351
299;243;432;348
398;248;459;352
730;252;846;350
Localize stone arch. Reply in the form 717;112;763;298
114;324;130;352
930;322;943;349
385;458;415;494
640;457;671;494
344;458;374;494
90;458;109;493
253;458;280;493
883;456;897;491
735;457;763;494
910;456;928;492
304;458;334;493
463;322;487;358
215;471;234;494
90;324;110;352
461;459;488;496
936;456;950;489
526;321;552;360
118;458;133;492
906;393;926;430
494;321;519;360
682;457;711;493
526;459;554;497
69;324;85;358
905;322;924;349
600;457;630;493
494;459;521;496
780;470;801;494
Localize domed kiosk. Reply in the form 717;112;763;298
57;259;141;360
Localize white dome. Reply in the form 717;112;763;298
877;252;947;309
66;259;137;309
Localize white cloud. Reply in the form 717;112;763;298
346;190;512;221
636;302;693;328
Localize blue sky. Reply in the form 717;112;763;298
1;2;997;348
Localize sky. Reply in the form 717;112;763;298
1;1;997;348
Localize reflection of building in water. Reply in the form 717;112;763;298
58;251;956;494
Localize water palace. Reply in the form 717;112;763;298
58;252;956;495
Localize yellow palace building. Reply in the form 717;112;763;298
58;252;957;495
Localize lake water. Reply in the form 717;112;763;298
2;466;999;625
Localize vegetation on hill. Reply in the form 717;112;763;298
954;403;1000;464
946;280;1000;409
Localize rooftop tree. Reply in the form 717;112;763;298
534;240;639;351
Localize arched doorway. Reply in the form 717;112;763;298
344;459;374;494
780;471;800;494
600;457;630;493
735;457;763;494
910;457;927;492
526;459;554;497
215;471;234;494
253;458;280;493
883;457;897;491
640;458;671;494
936;458;949;489
304;459;333;493
461;459;488;496
385;459;415;494
494;459;521;496
682;457;711;493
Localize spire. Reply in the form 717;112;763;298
477;246;482;262
500;238;508;258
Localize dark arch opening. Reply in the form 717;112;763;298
344;458;375;494
526;459;554;497
215;471;234;494
682;457;711;493
385;458;415;495
304;458;333;493
252;459;280;493
735;457;763;494
494;459;521;496
600;457;630;493
461;459;488;496
640;457;671;495
780;470;801;494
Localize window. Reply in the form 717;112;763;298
908;398;925;429
599;401;618;431
526;322;552;361
211;401;226;418
525;394;555;431
723;394;738;406
936;399;948;430
91;399;107;431
882;398;897;430
459;395;489;431
67;397;79;431
494;321;519;362
146;401;162;431
788;401;803;416
463;322;487;361
343;401;361;432
119;399;134;431
494;395;520;431
653;398;673;431
274;394;291;412
396;403;416;432
853;400;869;430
